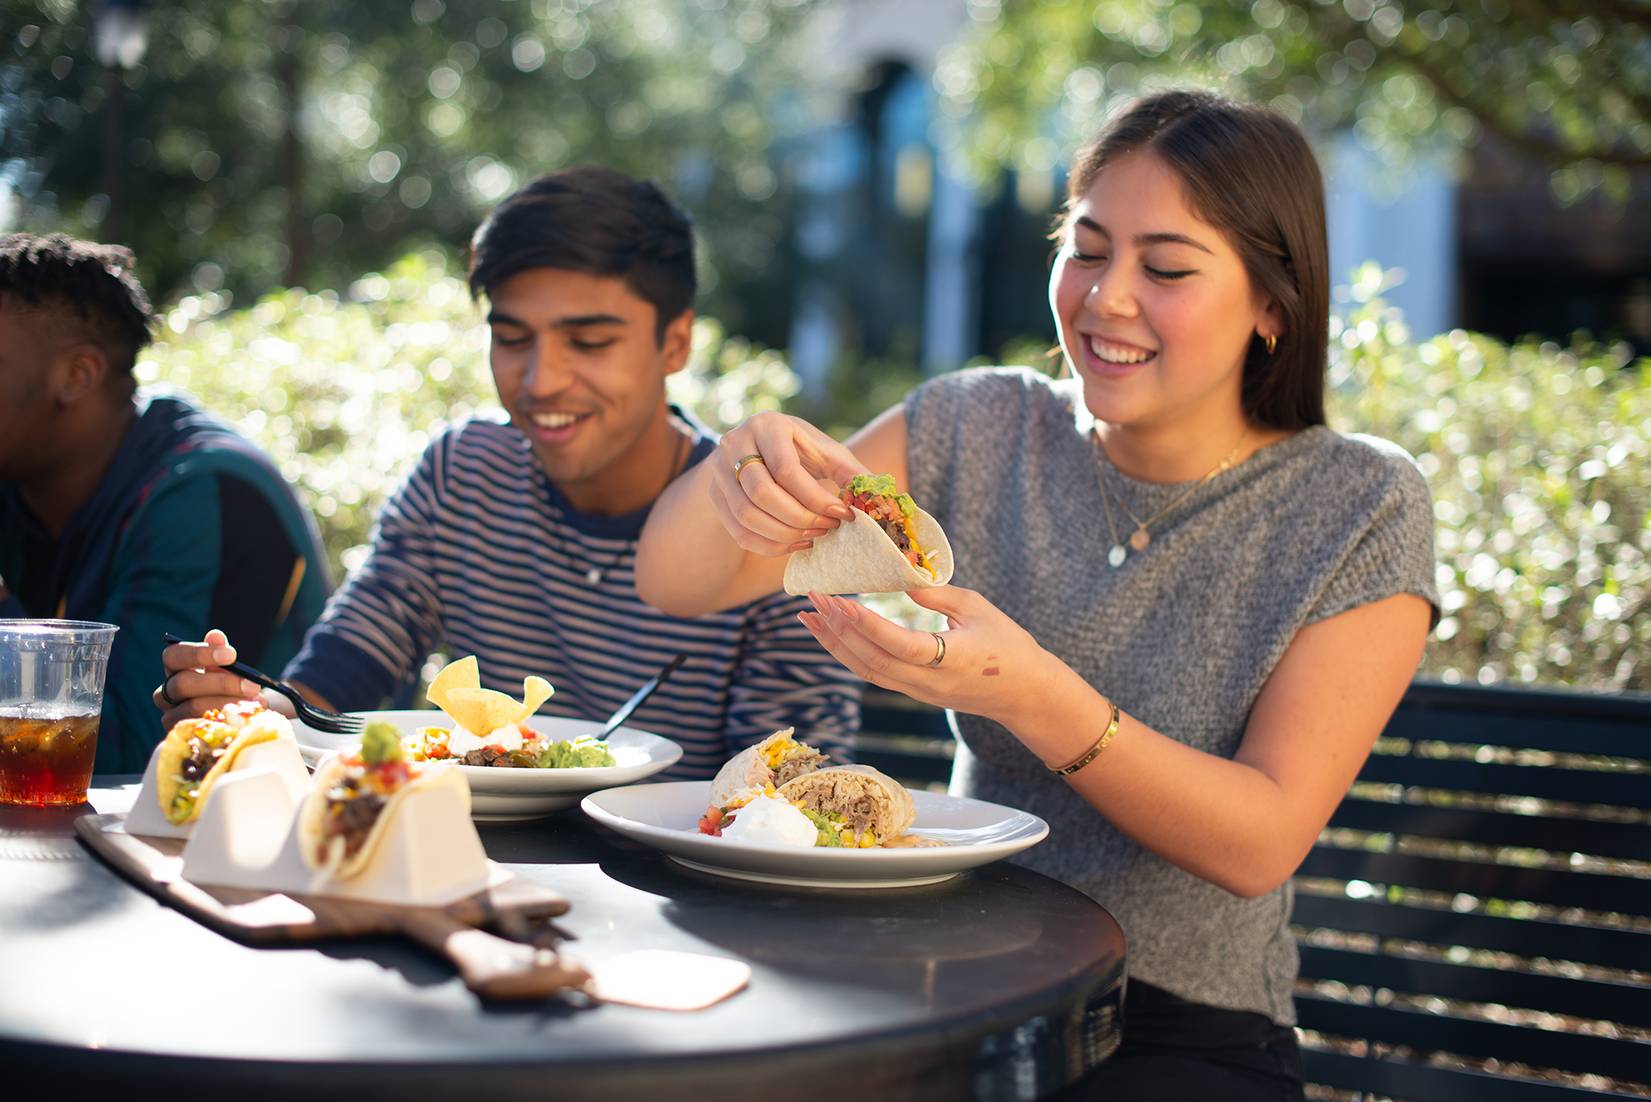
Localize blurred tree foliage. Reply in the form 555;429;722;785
143;259;1650;692
134;252;800;581
939;0;1651;201
0;0;812;332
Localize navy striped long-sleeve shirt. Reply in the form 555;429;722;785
284;411;859;777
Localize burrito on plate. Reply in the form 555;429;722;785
783;474;954;596
156;701;296;825
706;727;830;812
777;764;916;848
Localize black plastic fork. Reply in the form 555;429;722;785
162;633;365;735
597;653;687;738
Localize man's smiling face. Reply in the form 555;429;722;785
486;266;691;507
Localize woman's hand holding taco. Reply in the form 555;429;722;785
707;411;866;557
637;406;915;616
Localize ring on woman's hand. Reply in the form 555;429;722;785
928;632;947;669
157;677;180;708
733;453;765;477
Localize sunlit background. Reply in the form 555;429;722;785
1;0;1648;691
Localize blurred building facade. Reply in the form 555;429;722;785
781;0;1651;390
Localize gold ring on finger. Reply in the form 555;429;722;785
733;453;765;477
928;632;947;669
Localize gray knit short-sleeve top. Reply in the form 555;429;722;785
905;367;1439;1025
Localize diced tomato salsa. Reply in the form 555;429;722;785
843;491;927;571
698;806;731;836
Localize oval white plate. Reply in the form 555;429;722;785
295;711;682;821
581;781;1048;889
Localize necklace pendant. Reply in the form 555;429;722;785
585;567;602;585
1129;527;1151;552
1107;545;1126;568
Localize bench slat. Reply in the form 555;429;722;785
1354;756;1651;808
859;703;953;740
1292;894;1651;974
1381;711;1651;759
854;747;952;787
1296;994;1651;1084
1400;681;1651;724
1297;848;1651;914
1326;799;1651;862
856;683;1651;1096
1301;1047;1644;1102
1297;945;1651;1029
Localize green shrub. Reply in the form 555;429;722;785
1330;264;1649;693
138;258;1649;693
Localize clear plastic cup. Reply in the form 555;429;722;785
0;619;119;806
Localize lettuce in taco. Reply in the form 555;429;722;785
156;702;295;826
783;473;954;596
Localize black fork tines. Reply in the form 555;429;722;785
161;633;362;734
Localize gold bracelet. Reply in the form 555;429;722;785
1050;696;1121;777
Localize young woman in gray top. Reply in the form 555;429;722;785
637;90;1438;1099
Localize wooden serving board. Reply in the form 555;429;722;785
76;813;590;999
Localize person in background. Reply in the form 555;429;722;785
634;91;1437;1099
155;168;859;775
0;233;330;772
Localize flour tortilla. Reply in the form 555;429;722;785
777;764;916;842
155;707;293;825
783;504;954;596
298;756;470;879
707;728;828;810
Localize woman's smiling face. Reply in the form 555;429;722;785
1050;150;1278;435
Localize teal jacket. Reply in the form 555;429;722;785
0;391;331;772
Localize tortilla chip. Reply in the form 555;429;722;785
427;655;552;733
426;655;481;713
442;677;553;734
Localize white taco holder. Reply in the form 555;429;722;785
170;764;496;906
124;734;311;840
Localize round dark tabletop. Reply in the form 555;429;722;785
1;779;1124;1101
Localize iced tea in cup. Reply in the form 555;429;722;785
0;620;118;806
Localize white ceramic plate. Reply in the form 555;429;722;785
294;711;682;821
581;781;1048;889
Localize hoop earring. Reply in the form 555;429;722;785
1264;334;1278;355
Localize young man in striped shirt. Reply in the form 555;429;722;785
155;168;859;776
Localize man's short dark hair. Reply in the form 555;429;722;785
467;167;696;342
0;233;154;374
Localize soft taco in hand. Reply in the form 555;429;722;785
156;702;296;825
298;720;468;879
783;474;954;596
777;764;916;848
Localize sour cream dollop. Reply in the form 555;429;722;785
718;794;817;848
446;724;523;756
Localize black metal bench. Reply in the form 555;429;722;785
855;681;1651;1100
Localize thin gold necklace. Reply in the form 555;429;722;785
560;424;690;586
1093;428;1247;568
